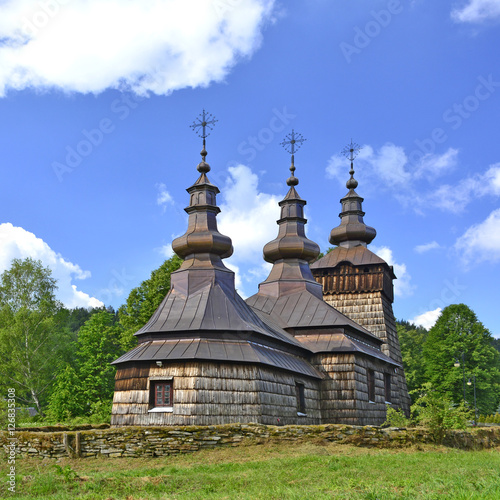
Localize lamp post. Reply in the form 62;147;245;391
467;375;477;426
453;352;466;405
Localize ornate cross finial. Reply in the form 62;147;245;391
281;129;306;156
341;139;362;190
341;139;362;163
190;109;218;171
281;130;306;186
190;109;218;141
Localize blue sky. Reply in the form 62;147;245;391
0;0;499;336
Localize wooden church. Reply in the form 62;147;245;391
110;117;410;427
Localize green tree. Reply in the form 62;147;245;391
396;320;428;400
423;304;500;415
47;311;123;421
0;258;68;414
491;337;500;354
118;255;182;349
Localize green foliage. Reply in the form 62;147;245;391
396;320;428;401
0;258;69;414
410;383;472;441
0;398;8;428
422;304;500;415
52;464;79;482
491;337;500;354
118;255;182;349
382;405;411;427
47;311;123;422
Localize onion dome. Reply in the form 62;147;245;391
257;131;321;298
263;164;320;264
329;140;376;248
172;111;233;270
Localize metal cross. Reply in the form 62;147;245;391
190;109;218;141
341;139;362;162
280;129;306;155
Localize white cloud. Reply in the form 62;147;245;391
224;261;245;297
326;143;456;191
326;143;411;188
156;183;174;209
410;307;442;330
413;148;458;180
371;245;414;297
455;208;500;264
158;244;174;259
0;0;275;96
370;143;411;186
428;163;500;213
326;144;499;214
451;0;500;23
0;223;103;309
479;163;500;196
414;241;442;253
217;164;281;294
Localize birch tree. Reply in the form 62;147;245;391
0;258;65;414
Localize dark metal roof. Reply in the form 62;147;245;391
247;289;380;342
135;270;306;351
311;245;387;269
294;333;400;366
112;338;324;379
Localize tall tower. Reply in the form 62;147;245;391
310;141;410;414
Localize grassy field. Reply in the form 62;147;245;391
1;441;500;499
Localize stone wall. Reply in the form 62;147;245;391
2;424;500;460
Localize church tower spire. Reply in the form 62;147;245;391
172;110;233;274
258;130;322;297
329;140;376;248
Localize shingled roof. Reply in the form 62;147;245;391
311;245;391;271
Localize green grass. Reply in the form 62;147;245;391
2;442;500;499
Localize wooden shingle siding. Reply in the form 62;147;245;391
111;361;321;427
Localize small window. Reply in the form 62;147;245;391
384;373;391;403
153;381;173;407
295;383;306;414
367;369;375;402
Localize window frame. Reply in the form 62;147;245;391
384;373;392;403
154;381;173;407
367;369;376;403
295;382;306;415
148;377;174;413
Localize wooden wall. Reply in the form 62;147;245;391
321;291;411;416
311;353;392;425
111;361;321;427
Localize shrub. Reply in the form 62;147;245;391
382;405;411;428
410;383;472;442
